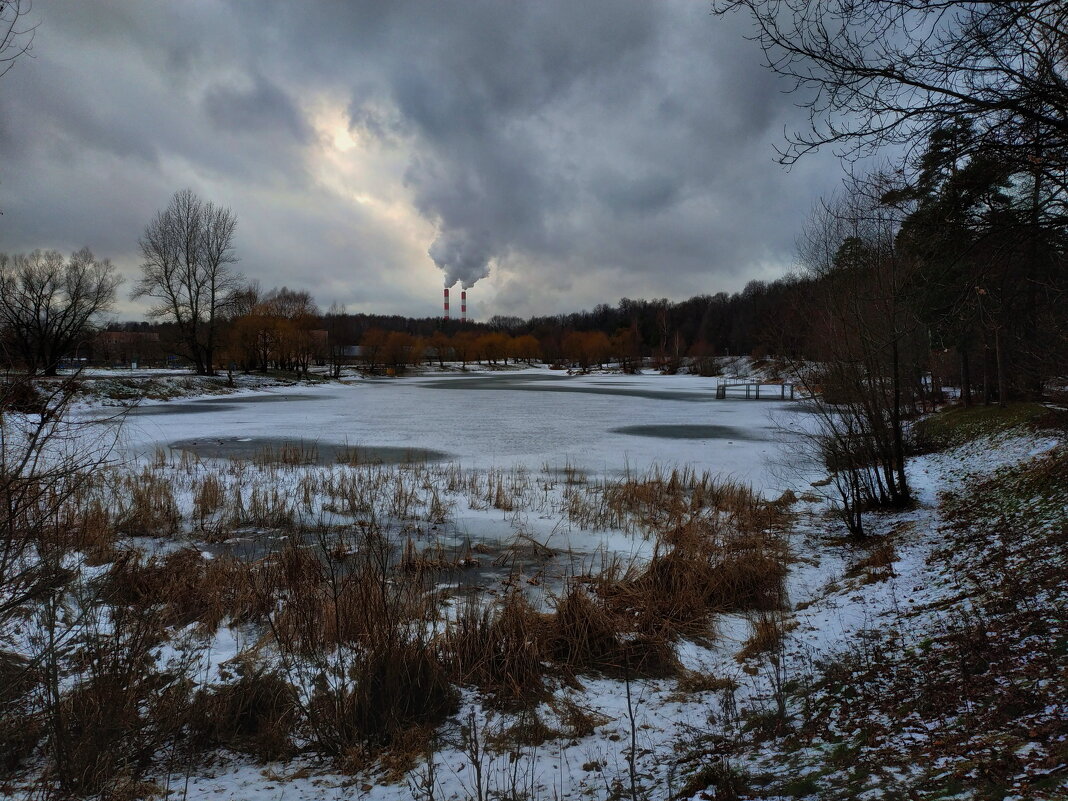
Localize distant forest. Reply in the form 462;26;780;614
102;279;806;375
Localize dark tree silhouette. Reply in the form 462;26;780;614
134;190;242;376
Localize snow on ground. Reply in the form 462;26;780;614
127;393;1062;800
18;370;1058;800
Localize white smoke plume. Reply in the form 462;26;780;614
428;228;493;289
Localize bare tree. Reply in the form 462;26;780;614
713;1;1068;178
134;189;242;375
0;0;35;82
324;302;352;378
790;184;923;536
0;249;120;376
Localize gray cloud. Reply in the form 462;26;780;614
203;73;308;142
0;0;843;319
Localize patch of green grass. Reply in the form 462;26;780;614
778;772;822;797
827;740;860;767
677;760;749;801
943;445;1068;529
912;402;1060;452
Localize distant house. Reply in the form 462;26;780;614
94;331;163;367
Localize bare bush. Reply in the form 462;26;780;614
249;526;457;760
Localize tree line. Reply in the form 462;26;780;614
3;163;1064;405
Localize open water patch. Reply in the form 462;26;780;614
609;424;765;441
170;436;450;465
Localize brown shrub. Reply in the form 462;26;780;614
188;666;298;760
100;548;249;632
0;651;41;772
444;591;550;707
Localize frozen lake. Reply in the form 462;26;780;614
116;370;806;492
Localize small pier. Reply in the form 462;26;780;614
716;382;796;400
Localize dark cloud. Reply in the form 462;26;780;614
0;0;843;319
204;73;308;142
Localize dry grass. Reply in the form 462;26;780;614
675;670;740;695
313;639;456;759
241;529;459;759
554;697;612;737
443;591;551;707
188;664;298;760
2;431;802;783
40;601;198;797
254;441;319;466
595;518;789;642
486;709;563;750
61;495;119;564
194;473;226;522
548;581;679;677
565;467;792;540
0;651;40;771
99;548;258;632
116;468;181;536
736;611;795;663
847;540;898;584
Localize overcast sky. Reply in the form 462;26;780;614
0;1;844;320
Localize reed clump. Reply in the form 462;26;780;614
548;580;679;677
99;547;253;632
245;529;458;760
443;591;552;707
116;468;181;536
188;663;298;760
254;441;319;466
593;515;789;641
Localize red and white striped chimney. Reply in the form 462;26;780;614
461;290;467;323
443;287;450;320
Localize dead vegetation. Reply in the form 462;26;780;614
692;444;1068;800
0;405;800;794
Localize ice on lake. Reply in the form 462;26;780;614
116;370;806;492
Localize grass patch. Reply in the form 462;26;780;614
677;760;749;800
845;540;897;584
911;402;1063;452
942;444;1068;531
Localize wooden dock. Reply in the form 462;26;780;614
715;382;796;400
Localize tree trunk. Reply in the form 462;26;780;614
890;338;908;503
960;347;971;407
995;327;1007;408
983;342;993;405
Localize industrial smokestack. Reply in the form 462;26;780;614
443;287;450;320
461;290;467;323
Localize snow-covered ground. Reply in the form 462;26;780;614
145;386;1062;800
14;371;1062;800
